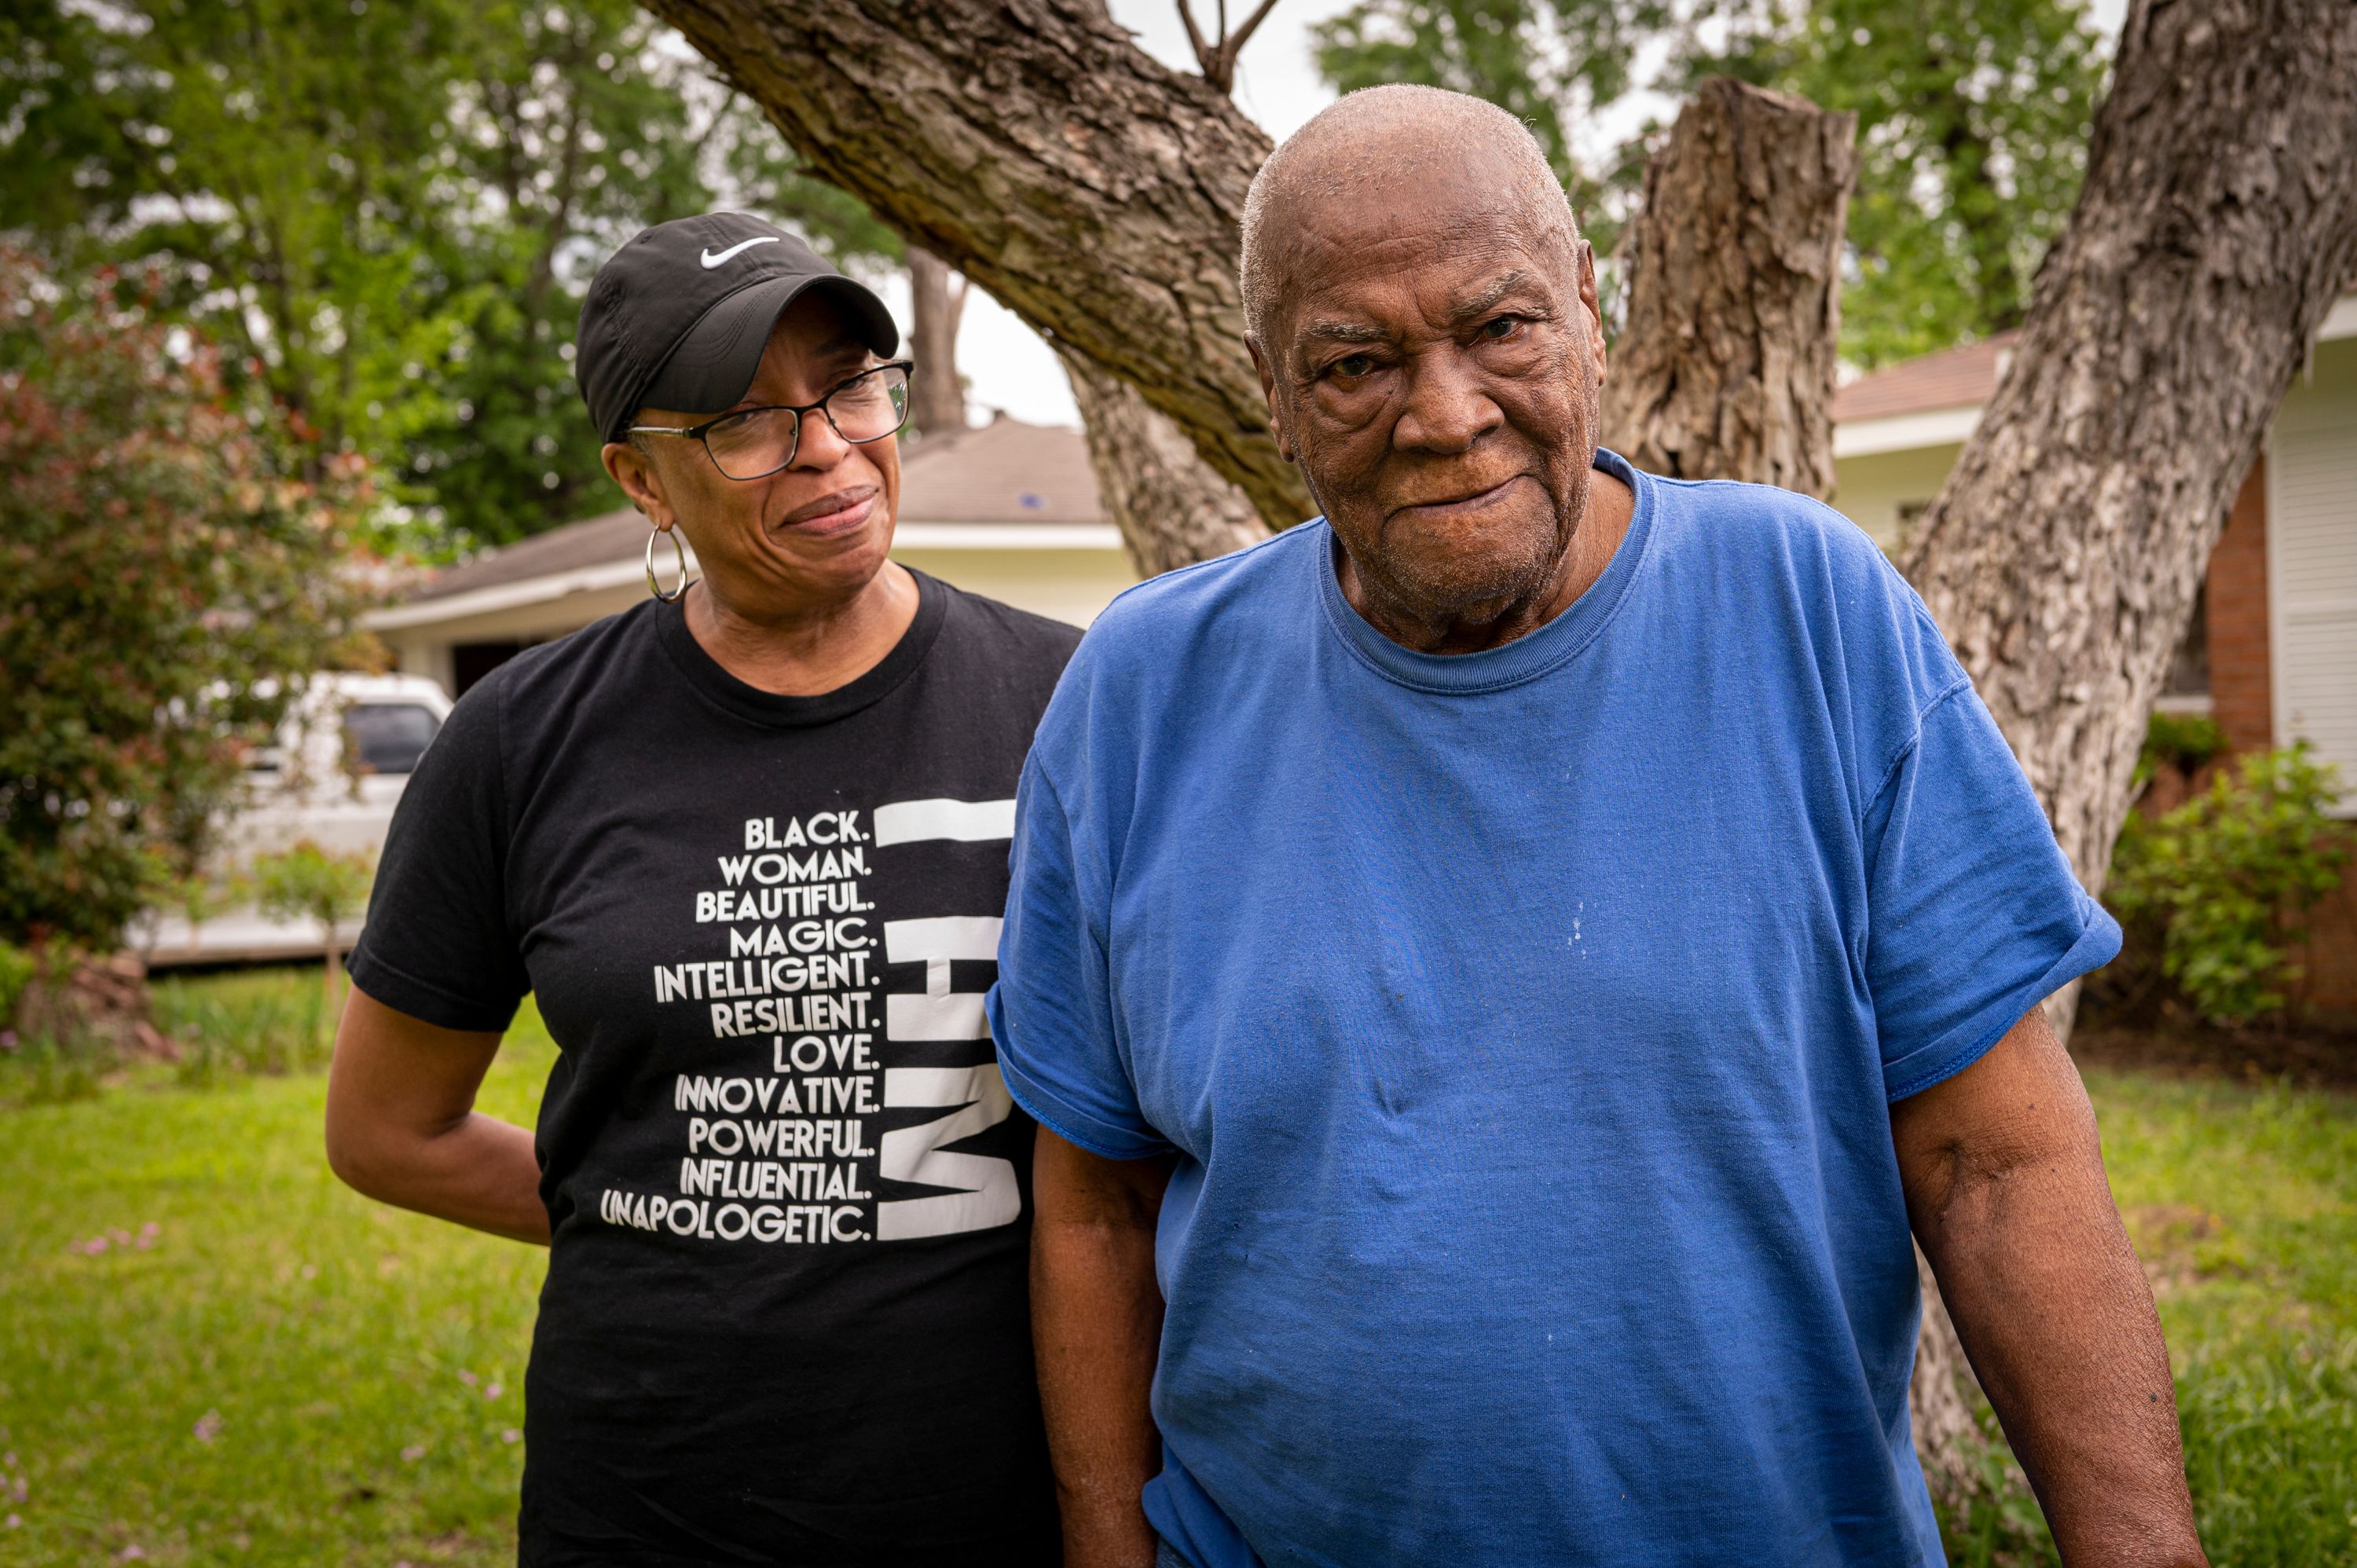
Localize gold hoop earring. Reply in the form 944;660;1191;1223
645;526;692;603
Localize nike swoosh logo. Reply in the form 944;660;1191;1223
700;236;780;269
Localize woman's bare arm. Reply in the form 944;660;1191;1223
324;987;548;1245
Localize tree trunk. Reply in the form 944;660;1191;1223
1908;1243;1985;1502
639;0;1314;537
907;245;970;438
1061;350;1268;575
1602;78;1856;500
1894;0;2357;1511
1903;0;2357;995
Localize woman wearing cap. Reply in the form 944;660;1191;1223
325;212;1073;1563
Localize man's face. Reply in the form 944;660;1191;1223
1252;176;1607;632
605;292;900;614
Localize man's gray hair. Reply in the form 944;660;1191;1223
1237;84;1579;353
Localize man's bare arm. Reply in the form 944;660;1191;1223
324;987;548;1245
1890;1006;2203;1566
1032;1127;1175;1568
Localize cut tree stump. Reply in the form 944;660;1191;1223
1603;78;1857;499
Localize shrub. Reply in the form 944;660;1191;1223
251;839;376;1028
0;247;376;955
0;939;33;1029
2135;712;2227;794
2106;744;2352;1026
251;841;376;943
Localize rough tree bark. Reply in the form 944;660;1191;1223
641;0;1314;536
1061;350;1266;573
906;245;970;439
1601;79;1856;500
1904;0;2357;991
1893;0;2357;1515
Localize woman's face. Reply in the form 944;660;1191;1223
614;291;903;620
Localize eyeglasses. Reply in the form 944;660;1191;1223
628;361;914;480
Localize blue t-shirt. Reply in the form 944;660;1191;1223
989;450;2119;1568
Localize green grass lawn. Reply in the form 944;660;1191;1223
2;971;2352;1566
0;970;558;1566
2096;1068;2357;1567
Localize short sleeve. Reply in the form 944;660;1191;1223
1862;676;2121;1101
988;758;1171;1161
346;675;530;1033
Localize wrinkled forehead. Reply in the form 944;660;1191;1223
1266;184;1580;354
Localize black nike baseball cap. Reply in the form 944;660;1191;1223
576;211;900;445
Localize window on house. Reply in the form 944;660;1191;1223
1893;500;1934;556
2161;584;2210;699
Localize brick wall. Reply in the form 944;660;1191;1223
2206;459;2271;753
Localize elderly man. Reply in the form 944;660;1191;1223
989;86;2205;1567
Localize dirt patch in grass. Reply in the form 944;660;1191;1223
2124;1203;2261;1300
2072;1019;2357;1093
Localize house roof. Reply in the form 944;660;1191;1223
402;415;1108;607
899;415;1104;525
1831;332;2018;424
405;507;649;605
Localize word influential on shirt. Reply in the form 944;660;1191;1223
603;808;1021;1251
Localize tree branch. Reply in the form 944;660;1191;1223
1178;0;1281;96
1175;0;1215;80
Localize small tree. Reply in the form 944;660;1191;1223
251;841;377;1029
137;850;247;964
0;248;372;972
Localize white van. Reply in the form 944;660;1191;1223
138;673;454;966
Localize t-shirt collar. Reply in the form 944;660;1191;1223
654;565;949;728
1312;447;1655;695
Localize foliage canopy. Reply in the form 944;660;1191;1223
0;0;898;551
1310;0;2108;365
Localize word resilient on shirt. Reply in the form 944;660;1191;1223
349;572;1077;1567
989;450;2120;1568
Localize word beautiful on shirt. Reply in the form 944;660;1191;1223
600;804;1022;1251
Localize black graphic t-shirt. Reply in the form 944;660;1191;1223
348;571;1080;1566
